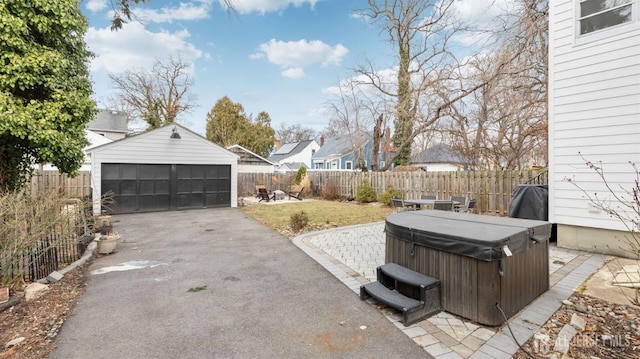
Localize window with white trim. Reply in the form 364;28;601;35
345;161;353;170
579;0;633;35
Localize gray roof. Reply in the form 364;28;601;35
313;133;371;159
268;140;314;163
87;109;129;133
227;144;274;165
410;143;466;164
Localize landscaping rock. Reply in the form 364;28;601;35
569;313;586;331
25;283;49;301
5;337;25;348
553;324;577;354
46;271;64;283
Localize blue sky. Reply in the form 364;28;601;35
82;0;505;136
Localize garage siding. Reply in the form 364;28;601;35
91;125;238;215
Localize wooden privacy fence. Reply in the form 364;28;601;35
239;169;548;216
30;169;548;216
29;170;92;198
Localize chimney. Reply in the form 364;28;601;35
319;136;324;147
274;140;281;151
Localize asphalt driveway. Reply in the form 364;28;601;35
51;208;429;358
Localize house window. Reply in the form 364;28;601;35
380;160;385;168
579;0;633;35
345;161;353;170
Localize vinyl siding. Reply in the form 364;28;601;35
549;0;640;231
90;125;238;213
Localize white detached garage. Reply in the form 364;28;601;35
90;124;238;215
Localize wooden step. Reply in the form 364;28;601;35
360;281;423;312
379;263;439;289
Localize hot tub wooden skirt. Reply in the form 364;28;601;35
385;234;549;326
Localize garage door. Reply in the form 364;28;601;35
101;163;231;214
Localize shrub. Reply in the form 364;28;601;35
290;210;309;231
379;186;403;206
355;179;377;203
293;167;307;186
0;190;87;289
322;180;341;200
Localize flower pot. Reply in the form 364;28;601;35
97;237;118;254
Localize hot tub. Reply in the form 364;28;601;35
385;210;551;326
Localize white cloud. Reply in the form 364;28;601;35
251;39;348;78
85;0;108;12
85;22;203;74
224;0;320;14
135;1;212;23
447;0;515;45
282;67;305;79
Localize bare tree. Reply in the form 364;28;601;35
109;56;196;129
324;78;389;170
275;123;318;143
355;0;511;169
443;0;548;170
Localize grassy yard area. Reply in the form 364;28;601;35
239;199;393;233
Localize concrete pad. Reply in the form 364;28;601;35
582;257;639;306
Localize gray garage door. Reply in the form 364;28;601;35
101;163;231;214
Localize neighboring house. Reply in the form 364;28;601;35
267;140;320;172
40;129;113;171
409;143;467;172
90;124;238;215
40;109;127;171
548;0;640;257
312;130;394;171
226;144;274;174
87;109;129;140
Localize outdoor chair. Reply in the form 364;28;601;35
464;199;477;213
392;198;418;212
421;195;437;200
258;188;275;202
289;187;304;200
432;200;454;211
255;185;266;198
451;196;467;212
391;198;405;212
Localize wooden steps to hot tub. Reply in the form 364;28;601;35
360;263;441;326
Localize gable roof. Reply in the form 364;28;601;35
227;144;274;165
313;133;371;160
410;143;466;164
267;140;314;163
88;109;129;133
89;123;237;160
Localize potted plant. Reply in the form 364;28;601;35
96;230;120;254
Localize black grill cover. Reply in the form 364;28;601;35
509;184;548;221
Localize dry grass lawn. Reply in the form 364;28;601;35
239;199;393;231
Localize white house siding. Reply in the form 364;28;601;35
90;125;238;214
549;0;640;256
237;164;274;173
286;142;320;168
